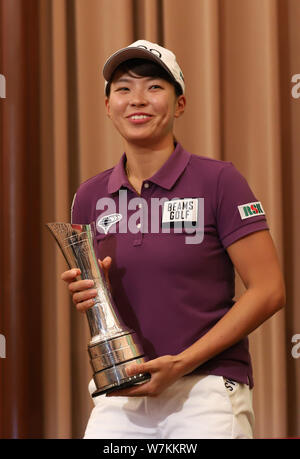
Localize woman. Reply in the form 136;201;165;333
61;40;285;439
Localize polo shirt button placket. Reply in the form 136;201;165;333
133;182;150;246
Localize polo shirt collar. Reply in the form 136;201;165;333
108;142;191;194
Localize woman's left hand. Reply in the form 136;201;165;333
106;355;186;398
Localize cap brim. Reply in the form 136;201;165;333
103;47;174;83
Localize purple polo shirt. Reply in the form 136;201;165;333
71;142;269;388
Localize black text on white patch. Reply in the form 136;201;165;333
162;198;198;228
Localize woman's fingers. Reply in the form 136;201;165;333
75;297;97;312
72;288;98;304
61;257;113;312
60;268;95;312
68;279;94;293
98;256;112;290
101;256;112;269
60;268;81;283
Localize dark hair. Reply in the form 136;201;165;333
105;58;183;98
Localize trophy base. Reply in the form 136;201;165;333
91;371;151;397
88;332;151;397
91;356;151;397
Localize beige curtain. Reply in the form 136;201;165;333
1;0;299;438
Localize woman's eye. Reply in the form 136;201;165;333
116;87;129;92
150;84;162;89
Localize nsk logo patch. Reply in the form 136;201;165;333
238;201;265;220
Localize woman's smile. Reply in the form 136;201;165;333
126;112;153;124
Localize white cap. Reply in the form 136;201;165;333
103;40;185;94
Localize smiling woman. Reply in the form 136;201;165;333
60;40;285;439
104;60;186;178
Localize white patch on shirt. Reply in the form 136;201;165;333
162;198;198;226
97;213;122;234
238;201;265;220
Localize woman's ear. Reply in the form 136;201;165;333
105;97;111;118
174;95;186;118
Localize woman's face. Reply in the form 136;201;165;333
105;70;186;147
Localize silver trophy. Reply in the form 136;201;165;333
46;222;150;397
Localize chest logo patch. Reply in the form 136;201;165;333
97;213;122;234
162;198;198;227
238;201;265;220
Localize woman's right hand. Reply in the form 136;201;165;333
61;256;112;312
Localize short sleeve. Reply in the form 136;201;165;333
216;163;269;249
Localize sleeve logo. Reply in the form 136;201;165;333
238;201;265;220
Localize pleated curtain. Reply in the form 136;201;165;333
0;0;299;438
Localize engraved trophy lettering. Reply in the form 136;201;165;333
46;222;150;397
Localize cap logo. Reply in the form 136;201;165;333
136;44;162;58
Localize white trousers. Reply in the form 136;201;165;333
84;374;255;439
